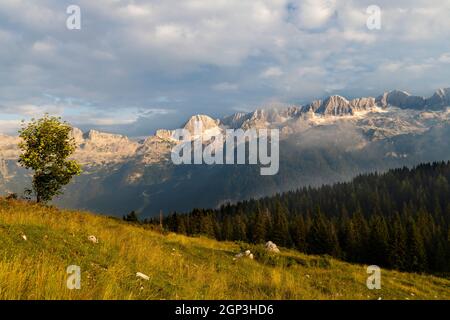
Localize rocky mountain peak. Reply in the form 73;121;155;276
434;88;450;97
376;90;426;109
0;135;20;160
0;158;7;179
426;88;450;109
183;115;220;134
220;112;250;129
84;129;126;141
70;128;84;146
155;129;176;141
306;95;377;116
72;130;139;165
317;95;351;115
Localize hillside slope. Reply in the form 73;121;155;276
0;199;449;300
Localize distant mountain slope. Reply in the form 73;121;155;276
0;198;449;300
1;88;450;216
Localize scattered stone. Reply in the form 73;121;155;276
21;234;27;241
305;274;311;279
265;241;280;253
233;250;254;261
233;253;244;261
136;272;150;281
88;235;98;243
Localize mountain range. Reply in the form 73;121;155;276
1;88;450;217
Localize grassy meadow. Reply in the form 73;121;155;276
0;198;449;300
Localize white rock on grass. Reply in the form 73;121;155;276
233;253;244;260
136;272;150;281
88;235;98;243
234;250;254;261
265;241;280;253
21;234;27;241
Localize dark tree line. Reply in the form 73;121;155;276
146;162;450;274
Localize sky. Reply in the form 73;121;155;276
0;0;450;136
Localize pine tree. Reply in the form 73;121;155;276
338;213;357;261
232;215;247;241
290;215;307;252
307;209;340;256
367;215;389;266
351;209;370;263
199;214;215;237
123;210;139;223
406;219;428;272
252;209;268;243
222;216;233;240
177;216;187;235
388;214;407;270
271;202;291;246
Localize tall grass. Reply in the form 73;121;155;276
0;199;449;300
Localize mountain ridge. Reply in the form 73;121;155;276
1;88;449;155
1;88;450;216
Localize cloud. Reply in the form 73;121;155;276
261;67;284;78
0;103;63;117
291;0;337;30
0;0;449;136
212;82;239;91
438;53;450;64
0;119;22;135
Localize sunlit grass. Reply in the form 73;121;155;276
0;198;449;300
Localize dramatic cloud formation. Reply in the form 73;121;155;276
0;0;449;135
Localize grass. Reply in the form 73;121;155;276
0;198;449;300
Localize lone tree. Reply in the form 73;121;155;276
18;115;82;203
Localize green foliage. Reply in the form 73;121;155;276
271;201;292;247
123;211;140;223
252;209;269;243
5;193;18;200
406;219;428;272
18;115;82;203
306;210;340;256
